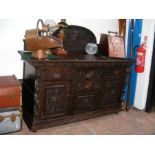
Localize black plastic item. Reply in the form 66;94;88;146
145;33;155;112
53;25;97;53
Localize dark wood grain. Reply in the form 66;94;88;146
22;54;133;131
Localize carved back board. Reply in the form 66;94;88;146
53;25;97;53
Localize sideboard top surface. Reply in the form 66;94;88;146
25;53;134;64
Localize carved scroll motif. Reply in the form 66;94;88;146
45;87;65;115
103;80;121;107
34;79;40;118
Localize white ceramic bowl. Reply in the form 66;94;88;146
85;43;98;55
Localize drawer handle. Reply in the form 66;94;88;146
7;94;16;99
0;113;21;123
0;95;16;99
0;115;4;122
10;113;16;122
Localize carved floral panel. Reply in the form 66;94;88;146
102;79;122;107
44;84;67;115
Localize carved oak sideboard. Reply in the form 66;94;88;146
22;54;132;131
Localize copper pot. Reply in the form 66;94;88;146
32;49;48;60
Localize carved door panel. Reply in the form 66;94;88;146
39;81;69;119
72;92;97;114
99;78;124;108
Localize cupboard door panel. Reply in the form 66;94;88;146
100;78;124;108
39;81;69;119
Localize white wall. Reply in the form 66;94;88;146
0;19;38;79
0;19;118;79
134;19;155;110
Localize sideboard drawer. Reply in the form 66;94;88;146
103;65;130;78
76;68;103;80
36;67;71;81
75;80;101;91
72;92;97;114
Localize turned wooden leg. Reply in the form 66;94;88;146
125;103;130;111
122;102;130;111
30;126;37;132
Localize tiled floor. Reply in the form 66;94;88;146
10;108;155;135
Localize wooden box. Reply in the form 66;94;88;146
0;75;20;108
0;107;22;134
98;32;126;58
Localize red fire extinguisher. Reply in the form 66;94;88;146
135;36;147;73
